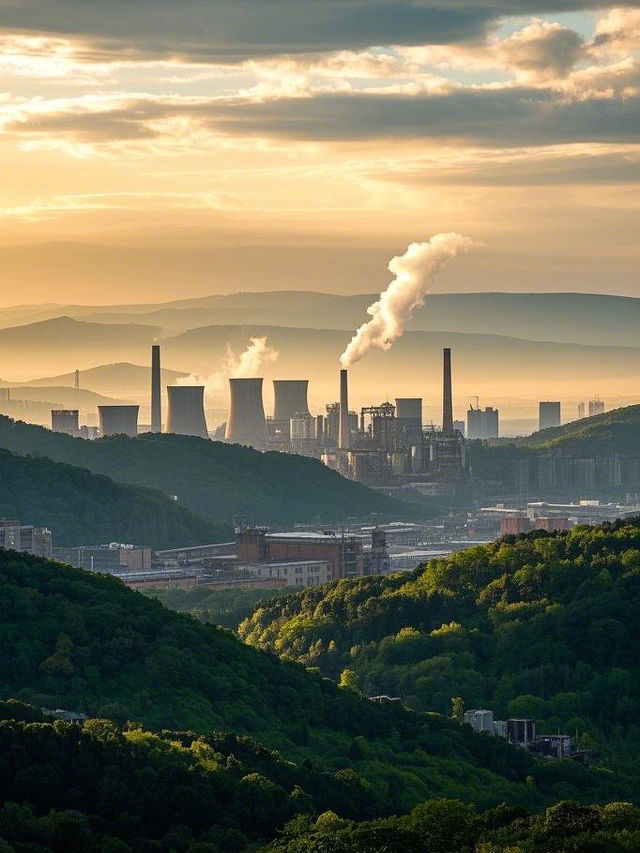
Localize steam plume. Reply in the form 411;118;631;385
340;233;479;368
178;336;279;397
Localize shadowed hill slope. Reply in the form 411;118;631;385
0;416;412;524
0;447;230;547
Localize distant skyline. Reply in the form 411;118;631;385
0;1;638;304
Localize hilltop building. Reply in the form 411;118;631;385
0;519;52;559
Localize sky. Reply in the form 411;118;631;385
0;0;638;304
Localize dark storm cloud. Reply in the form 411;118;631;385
0;0;637;60
8;86;639;147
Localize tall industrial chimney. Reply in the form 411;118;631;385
166;386;209;439
98;405;139;437
151;345;162;433
442;347;453;435
225;378;267;449
339;369;350;449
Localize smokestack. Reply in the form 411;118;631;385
225;378;267;449
166;386;209;439
74;369;80;390
98;405;139;438
151;345;162;433
339;369;350;449
442;347;453;435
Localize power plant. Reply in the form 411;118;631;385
98;405;139;437
151;344;162;433
225;378;267;449
166;385;209;439
46;344;470;492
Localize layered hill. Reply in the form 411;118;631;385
0;287;637;348
0;549;627;818
0;416;409;524
239;519;640;788
522;404;640;456
0;447;230;547
13;361;188;397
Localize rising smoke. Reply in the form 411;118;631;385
340;233;480;368
178;336;279;397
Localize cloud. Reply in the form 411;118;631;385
374;146;640;186
0;1;632;62
4;82;638;149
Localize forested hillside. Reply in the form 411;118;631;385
0;705;637;852
523;404;640;455
240;520;640;787
0;416;410;524
0;550;626;814
0;448;230;547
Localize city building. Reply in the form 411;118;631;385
538;401;561;431
507;718;536;746
54;543;152;574
467;406;499;440
588;398;605;416
463;709;494;732
0;519;52;558
453;419;466;437
51;409;79;436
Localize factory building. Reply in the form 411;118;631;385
239;559;330;587
236;527;365;579
54;543;152;574
98;405;139;437
539;401;561;431
51;409;79;436
0;519;52;559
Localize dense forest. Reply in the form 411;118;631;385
0;549;629;814
0;416;410;524
0;448;230;547
239;519;640;791
0;704;637;852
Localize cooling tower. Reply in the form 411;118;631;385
151;344;162;433
442;348;453;435
98;405;139;437
51;409;79;436
339;369;351;449
273;380;310;422
166;385;209;439
225;378;267;448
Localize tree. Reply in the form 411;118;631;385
451;696;464;721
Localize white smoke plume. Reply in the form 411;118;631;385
178;336;279;397
340;233;480;368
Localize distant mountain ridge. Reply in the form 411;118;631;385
0;291;637;347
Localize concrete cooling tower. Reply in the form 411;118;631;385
225;378;267;449
273;380;310;422
98;405;139;437
165;386;209;439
